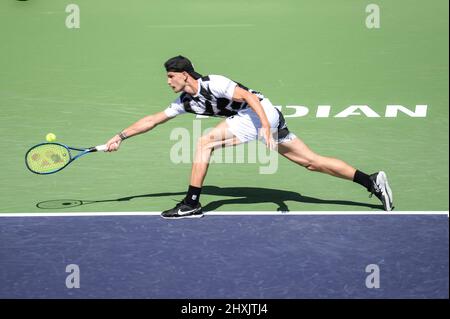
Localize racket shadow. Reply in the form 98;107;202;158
36;186;382;211
36;191;186;209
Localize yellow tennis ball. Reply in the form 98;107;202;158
46;133;56;142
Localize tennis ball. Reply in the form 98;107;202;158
46;133;56;142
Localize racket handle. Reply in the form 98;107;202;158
94;144;108;152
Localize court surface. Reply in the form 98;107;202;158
0;0;448;298
0;213;448;298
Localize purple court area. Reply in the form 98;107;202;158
0;215;448;298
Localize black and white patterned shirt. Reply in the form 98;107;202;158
164;75;264;118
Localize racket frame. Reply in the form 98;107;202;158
25;142;105;175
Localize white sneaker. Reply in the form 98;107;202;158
369;171;394;211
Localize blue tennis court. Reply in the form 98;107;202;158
1;213;447;298
1;0;448;303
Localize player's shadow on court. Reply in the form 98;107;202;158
36;185;382;211
201;186;382;211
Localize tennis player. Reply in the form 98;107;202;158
105;56;393;218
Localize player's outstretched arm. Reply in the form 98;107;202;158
105;111;172;152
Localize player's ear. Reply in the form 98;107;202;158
182;71;189;80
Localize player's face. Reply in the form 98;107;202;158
167;72;187;93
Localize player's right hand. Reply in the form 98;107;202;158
105;135;122;152
261;126;276;150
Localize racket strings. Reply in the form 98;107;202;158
26;144;71;173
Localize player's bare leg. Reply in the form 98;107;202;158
277;136;393;210
277;137;356;179
190;120;242;187
161;120;242;219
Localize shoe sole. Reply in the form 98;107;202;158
161;212;204;219
377;171;393;211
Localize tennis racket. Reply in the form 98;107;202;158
25;142;107;175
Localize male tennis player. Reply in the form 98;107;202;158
105;55;393;218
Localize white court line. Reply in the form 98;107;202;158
146;24;254;28
0;211;448;217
